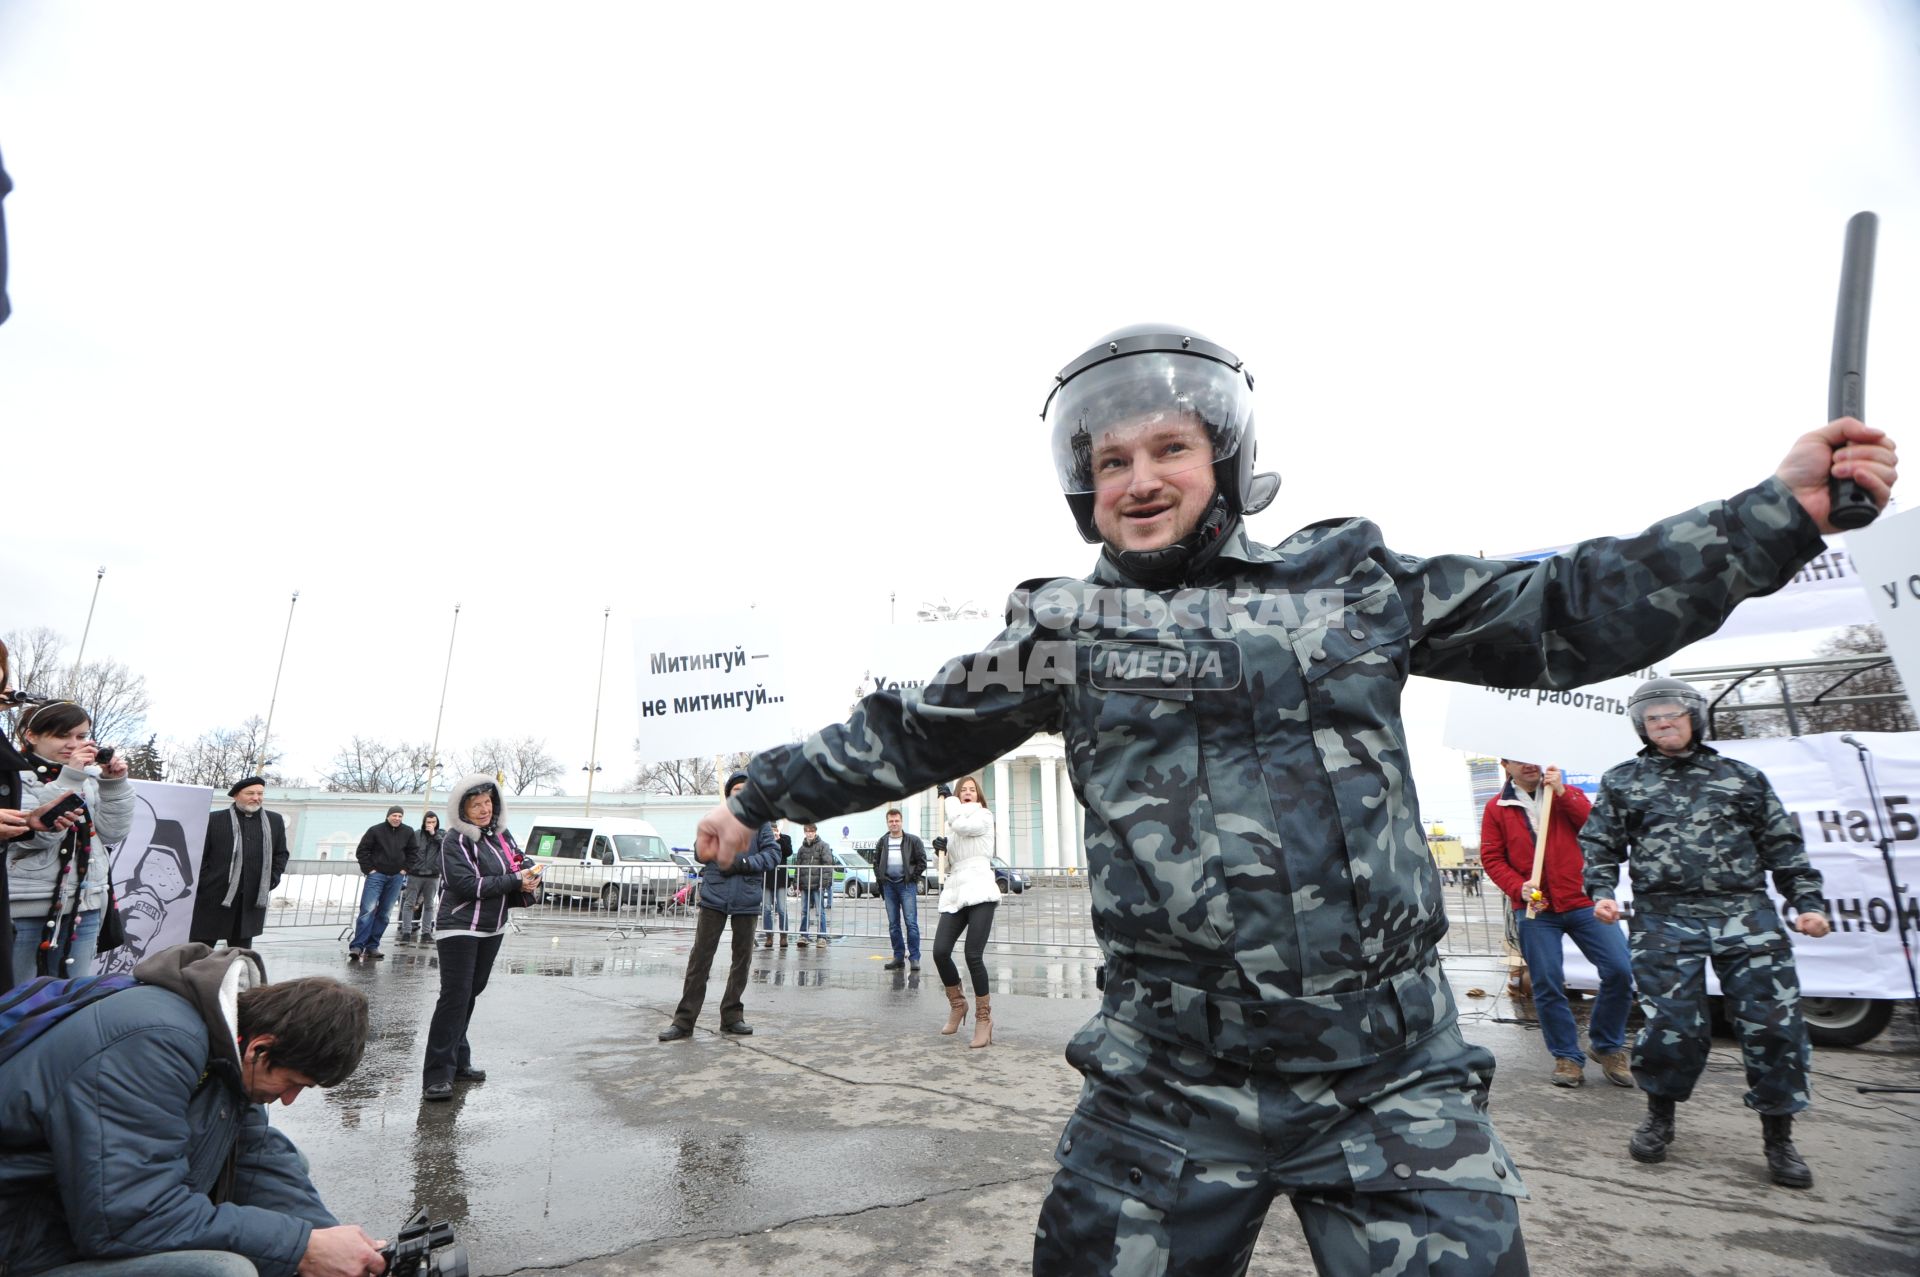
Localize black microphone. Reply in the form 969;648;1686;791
1826;212;1880;530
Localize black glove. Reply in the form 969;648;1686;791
932;836;948;853
936;783;953;799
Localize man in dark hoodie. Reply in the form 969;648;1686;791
658;773;781;1041
349;804;412;960
0;942;381;1276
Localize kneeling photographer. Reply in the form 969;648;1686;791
0;942;389;1277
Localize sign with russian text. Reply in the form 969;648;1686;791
1440;665;1665;775
1560;732;1920;1001
630;612;799;765
1834;506;1920;695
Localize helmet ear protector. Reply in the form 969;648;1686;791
1627;677;1709;745
1043;326;1278;544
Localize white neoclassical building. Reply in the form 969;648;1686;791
893;732;1086;871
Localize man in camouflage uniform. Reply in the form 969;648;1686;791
694;326;1896;1275
1582;678;1833;1189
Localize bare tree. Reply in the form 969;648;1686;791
322;737;434;793
503;736;563;794
1704;624;1915;740
631;749;752;796
167;717;285;789
1;628;150;745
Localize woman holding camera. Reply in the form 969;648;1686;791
8;700;131;987
934;775;1000;1047
423;773;540;1100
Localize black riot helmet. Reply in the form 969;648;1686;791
1627;677;1709;745
1041;325;1280;577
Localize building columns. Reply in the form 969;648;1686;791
1039;756;1061;869
992;759;1012;865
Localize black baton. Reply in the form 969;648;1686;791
1826;210;1879;530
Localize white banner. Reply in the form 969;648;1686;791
853;619;1003;700
1559;732;1920;1001
97;781;214;975
629;612;799;766
1440;666;1663;775
1834;506;1920;694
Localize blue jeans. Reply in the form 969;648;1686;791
881;877;920;962
1517;904;1634;1061
798;885;831;939
10;908;103;988
350;871;405;952
761;880;789;936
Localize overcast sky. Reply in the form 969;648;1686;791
3;2;1917;831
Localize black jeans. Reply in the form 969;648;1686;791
673;907;756;1029
933;901;996;995
424;933;504;1084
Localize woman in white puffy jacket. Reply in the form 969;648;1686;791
934;775;1000;1047
8;701;132;986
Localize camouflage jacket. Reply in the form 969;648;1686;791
1581;741;1825;916
732;478;1822;1067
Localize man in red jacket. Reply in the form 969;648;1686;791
1480;760;1634;1088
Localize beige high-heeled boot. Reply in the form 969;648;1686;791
940;984;968;1035
970;993;993;1049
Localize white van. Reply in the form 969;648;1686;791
525;817;679;911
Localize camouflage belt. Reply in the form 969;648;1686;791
1099;953;1456;1073
1632;890;1774;917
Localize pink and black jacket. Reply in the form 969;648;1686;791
434;773;530;937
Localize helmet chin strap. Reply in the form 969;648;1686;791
1102;492;1236;587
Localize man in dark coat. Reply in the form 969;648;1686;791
657;773;781;1041
348;805;411;960
191;777;290;951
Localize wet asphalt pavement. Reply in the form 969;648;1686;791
252;925;1920;1276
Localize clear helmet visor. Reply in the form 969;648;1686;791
1046;351;1252;496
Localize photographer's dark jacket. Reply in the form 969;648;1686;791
699;822;781;915
354;820;412;876
0;944;334;1276
192;805;290;943
436;775;529;937
731;477;1825;1075
0;736;27;989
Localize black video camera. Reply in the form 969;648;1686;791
379;1209;468;1277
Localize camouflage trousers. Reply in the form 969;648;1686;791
1033;1010;1528;1276
1628;907;1811;1115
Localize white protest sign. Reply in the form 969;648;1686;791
1833;505;1920;693
855;620;1004;700
97;781;215;976
630;612;798;765
1561;732;1920;1001
1440;665;1661;775
1498;537;1872;642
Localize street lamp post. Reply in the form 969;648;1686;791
584;606;610;815
421;604;462;819
256;590;300;775
69;567;106;694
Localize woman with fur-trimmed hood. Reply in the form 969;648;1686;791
421;774;540;1101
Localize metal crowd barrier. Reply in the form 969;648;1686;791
266;860;1515;961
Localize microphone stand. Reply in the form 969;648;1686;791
1842;735;1920;1089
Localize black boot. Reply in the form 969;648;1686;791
1761;1114;1813;1189
1629;1095;1677;1164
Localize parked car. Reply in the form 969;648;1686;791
526;818;679;910
835;849;877;898
991;857;1028;895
